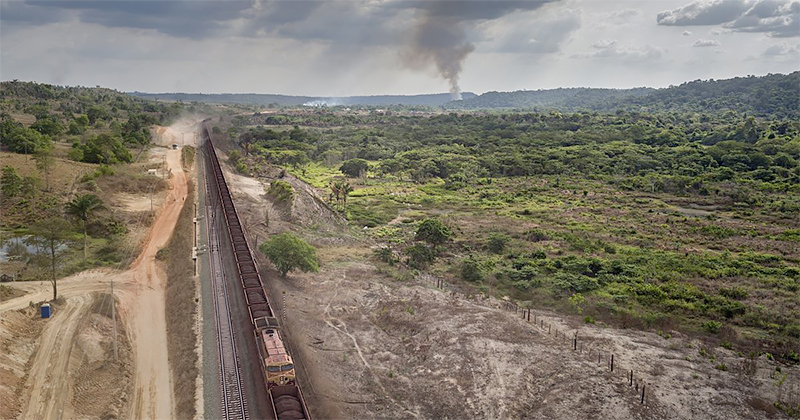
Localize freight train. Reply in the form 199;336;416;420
201;119;310;420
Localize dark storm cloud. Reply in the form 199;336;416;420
1;0;571;97
658;0;799;37
8;0;253;38
406;0;552;20
0;1;68;26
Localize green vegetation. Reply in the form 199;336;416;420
259;232;319;277
340;158;369;178
448;72;800;119
268;180;295;203
226;93;799;358
65;194;106;259
1;82;177;291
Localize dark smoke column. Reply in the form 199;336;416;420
404;4;475;100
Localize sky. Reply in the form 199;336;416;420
1;0;798;96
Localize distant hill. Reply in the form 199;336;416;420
443;87;654;111
128;92;477;107
445;72;799;119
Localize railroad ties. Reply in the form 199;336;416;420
201;122;309;420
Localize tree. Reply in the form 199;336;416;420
30;217;71;301
415;218;453;249
487;233;510;254
329;180;352;211
259;233;319;277
33;148;54;191
65;194;105;259
340;181;353;212
1;166;22;198
339;158;369;178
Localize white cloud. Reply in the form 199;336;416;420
762;42;800;54
657;0;799;37
694;38;722;46
573;40;666;61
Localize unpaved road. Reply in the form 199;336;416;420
3;148;188;420
121;147;187;420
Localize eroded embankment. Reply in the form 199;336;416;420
162;181;199;419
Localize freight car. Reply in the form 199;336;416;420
201;122;310;420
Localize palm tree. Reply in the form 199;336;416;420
329;181;342;210
340;182;353;212
65;194;105;259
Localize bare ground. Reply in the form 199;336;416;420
0;147;190;420
224;164;800;420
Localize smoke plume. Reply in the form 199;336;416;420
404;9;475;100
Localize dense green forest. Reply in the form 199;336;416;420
447;72;800;119
0;80;184;163
224;104;799;360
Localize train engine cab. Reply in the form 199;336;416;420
256;327;296;387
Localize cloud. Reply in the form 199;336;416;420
479;6;581;54
724;0;800;37
683;30;694;35
694;38;722;46
657;0;799;37
657;0;752;26
573;40;665;61
762;42;800;54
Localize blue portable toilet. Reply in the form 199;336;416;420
41;303;51;318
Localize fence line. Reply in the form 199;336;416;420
416;272;800;410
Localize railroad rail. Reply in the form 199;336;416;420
200;120;310;420
207;207;249;420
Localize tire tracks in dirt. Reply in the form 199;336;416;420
18;294;91;420
6;148;188;420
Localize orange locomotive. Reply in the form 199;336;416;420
255;327;296;387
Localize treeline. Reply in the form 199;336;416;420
0;81;183;163
230;111;799;200
447;72;800;119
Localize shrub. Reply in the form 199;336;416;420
415;219;452;247
460;257;483;282
487;232;510;254
259;233;319;277
525;229;549;242
719;286;748;300
268;180;295;203
702;320;722;334
714;363;727;371
373;247;397;265
404;244;435;269
339;158;369;178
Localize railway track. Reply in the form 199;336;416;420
207;208;249;420
200;119;310;420
205;150;250;420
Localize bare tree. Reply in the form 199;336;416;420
30;217;71;301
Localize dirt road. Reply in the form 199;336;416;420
4;148;188;420
122;148;187;420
